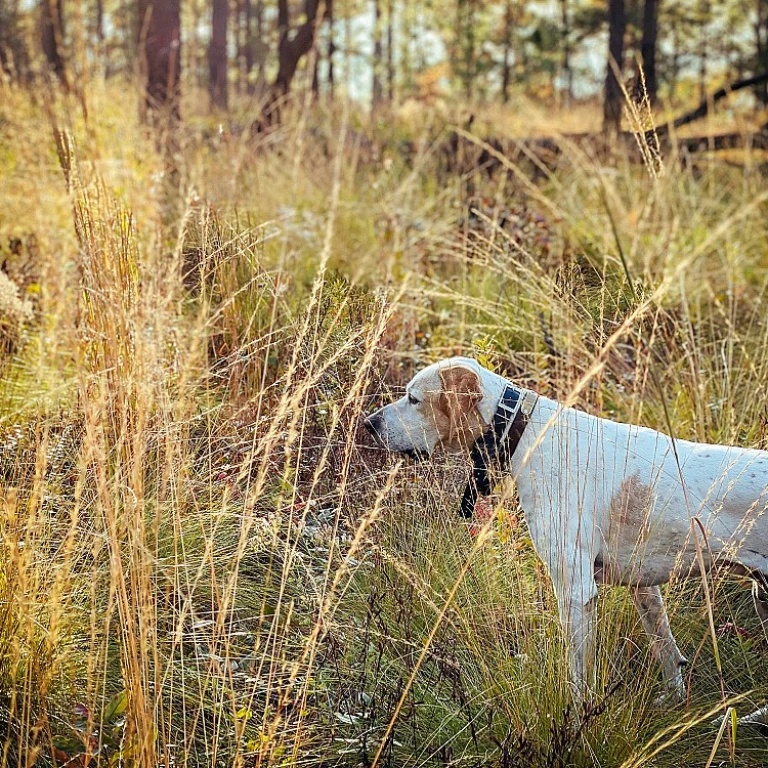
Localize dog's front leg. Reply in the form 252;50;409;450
632;586;687;704
549;556;599;707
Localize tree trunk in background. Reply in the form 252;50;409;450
401;0;412;93
456;0;476;101
669;17;680;100
255;0;265;93
41;0;67;87
501;0;512;103
386;0;394;101
311;31;320;97
328;0;335;98
209;0;228;110
0;0;7;74
244;0;255;93
640;0;658;104
189;0;204;88
697;0;709;102
603;0;626;131
236;0;245;93
138;0;181;123
756;0;768;104
264;0;320;123
560;0;572;104
95;0;104;53
372;0;383;107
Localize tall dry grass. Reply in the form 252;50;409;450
1;78;768;767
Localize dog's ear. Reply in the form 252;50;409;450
438;365;482;443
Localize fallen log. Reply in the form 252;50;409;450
658;70;768;134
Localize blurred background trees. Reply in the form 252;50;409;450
0;0;766;131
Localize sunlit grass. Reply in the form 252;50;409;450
1;80;768;766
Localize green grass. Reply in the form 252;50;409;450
2;81;768;766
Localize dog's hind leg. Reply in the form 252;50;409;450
713;575;768;731
632;586;687;703
752;576;768;636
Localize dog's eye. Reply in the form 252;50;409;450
407;393;419;405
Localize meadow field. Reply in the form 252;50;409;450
3;81;768;766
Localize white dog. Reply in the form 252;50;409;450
365;357;768;713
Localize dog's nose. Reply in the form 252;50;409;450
363;415;377;434
363;412;383;436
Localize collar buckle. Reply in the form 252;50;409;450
519;390;538;416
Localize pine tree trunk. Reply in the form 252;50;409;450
501;0;512;103
386;0;394;101
327;0;335;98
457;0;476;101
372;0;383;107
95;0;104;48
244;0;255;93
0;0;7;75
698;0;709;102
209;0;228;110
312;35;320;97
603;0;626;131
264;0;320;123
138;0;181;122
40;0;67;87
236;0;245;93
560;0;572;104
401;0;411;93
756;0;768;104
255;0;265;92
640;0;658;104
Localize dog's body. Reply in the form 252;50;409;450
365;357;768;706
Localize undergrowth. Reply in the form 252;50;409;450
1;80;768;766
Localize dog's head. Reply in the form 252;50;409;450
364;358;491;458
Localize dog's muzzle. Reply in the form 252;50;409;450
363;413;428;461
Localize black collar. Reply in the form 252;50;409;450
459;384;538;518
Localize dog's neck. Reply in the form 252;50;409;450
474;367;519;425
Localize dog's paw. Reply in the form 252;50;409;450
712;705;768;734
736;706;768;733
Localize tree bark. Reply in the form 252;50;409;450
311;30;320;97
640;0;658;104
327;0;335;98
501;0;513;103
209;0;228;110
401;0;412;93
95;0;104;45
263;0;321;123
255;0;265;92
386;0;394;101
698;0;709;103
41;0;67;87
655;69;768;134
457;0;476;101
603;0;626;131
756;0;768;104
244;0;255;92
138;0;181;123
372;0;383;107
560;0;572;104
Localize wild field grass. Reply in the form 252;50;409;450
2;80;768;767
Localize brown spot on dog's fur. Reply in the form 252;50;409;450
609;473;654;541
437;365;484;446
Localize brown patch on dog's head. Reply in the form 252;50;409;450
437;365;483;446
